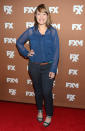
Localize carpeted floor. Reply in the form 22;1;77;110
0;101;85;131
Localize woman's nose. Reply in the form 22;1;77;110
40;14;44;17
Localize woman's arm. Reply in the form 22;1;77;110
50;29;59;74
16;28;31;58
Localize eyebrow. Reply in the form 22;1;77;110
37;11;47;14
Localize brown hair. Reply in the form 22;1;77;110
34;4;52;28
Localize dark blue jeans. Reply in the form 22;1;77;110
28;62;54;116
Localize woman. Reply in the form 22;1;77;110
16;4;59;127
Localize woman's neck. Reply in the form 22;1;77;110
38;24;47;35
38;24;47;30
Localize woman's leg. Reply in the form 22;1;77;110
28;62;43;111
40;63;54;116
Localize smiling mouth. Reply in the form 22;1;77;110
39;19;45;22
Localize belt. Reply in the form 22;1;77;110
40;62;48;65
32;62;49;65
30;61;53;65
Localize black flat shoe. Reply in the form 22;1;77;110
43;116;52;127
37;117;43;122
43;121;51;127
37;110;43;122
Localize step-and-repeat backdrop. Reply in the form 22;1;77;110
0;0;85;109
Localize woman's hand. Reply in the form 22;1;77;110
28;49;35;56
49;72;55;79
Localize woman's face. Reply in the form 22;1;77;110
36;10;48;25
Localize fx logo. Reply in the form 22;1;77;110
4;38;16;44
70;53;79;62
9;89;16;95
5;23;13;29
7;65;15;71
69;40;83;47
4;5;13;14
52;93;56;99
66;82;79;88
53;80;55;87
6;78;18;83
26;91;35;96
24;7;36;13
68;69;78;75
6;51;15;58
73;5;84;15
51;24;60;30
72;24;82;30
49;7;59;14
27;79;32;85
26;22;34;28
67;94;76;101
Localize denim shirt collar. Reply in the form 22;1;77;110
34;25;51;36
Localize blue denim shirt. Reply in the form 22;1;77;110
16;25;59;73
